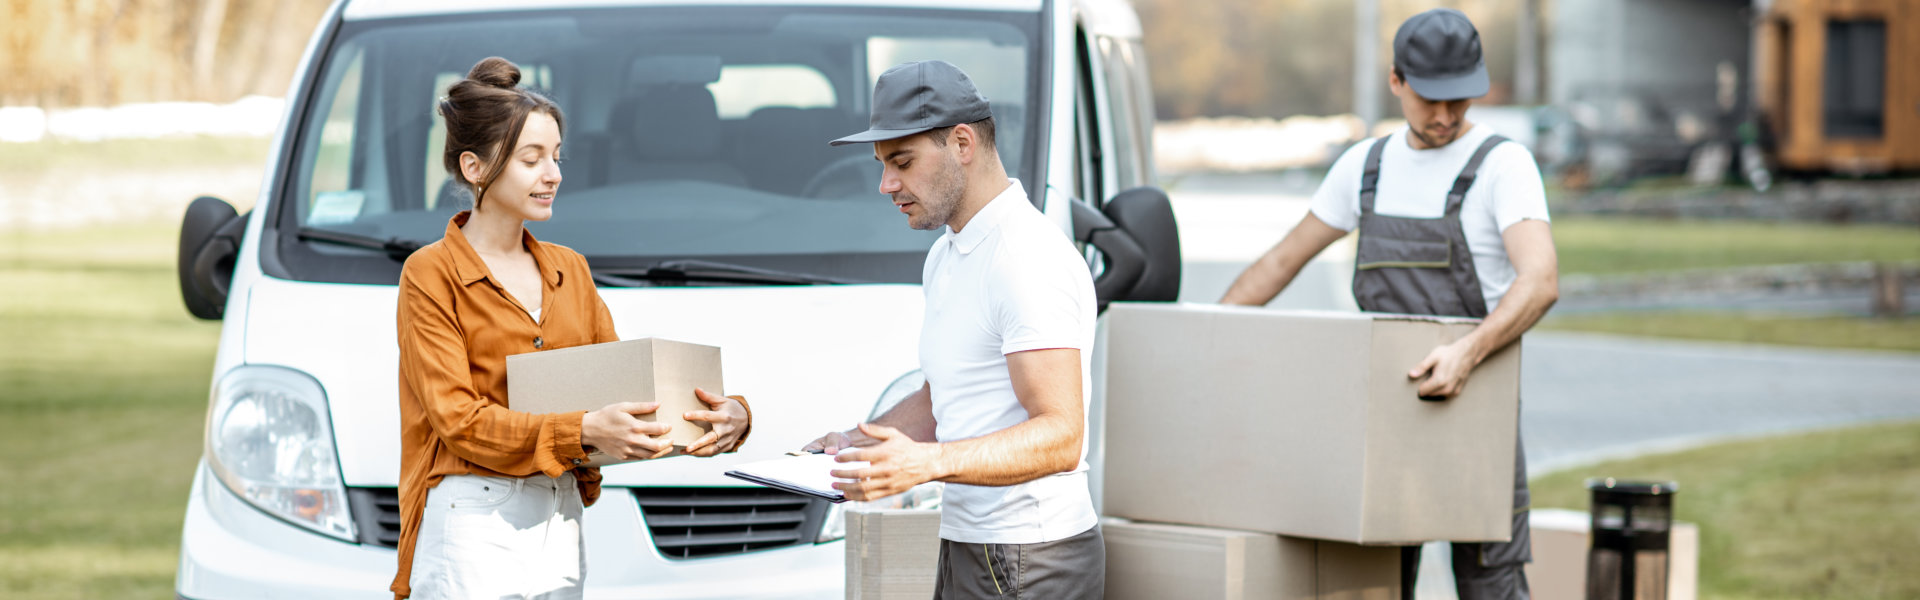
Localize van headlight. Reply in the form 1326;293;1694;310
817;369;942;543
206;365;355;541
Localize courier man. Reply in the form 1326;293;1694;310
803;60;1104;599
1220;9;1558;599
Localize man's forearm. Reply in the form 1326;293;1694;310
1220;249;1305;306
1460;272;1557;363
930;413;1082;487
1221;213;1348;306
866;384;937;443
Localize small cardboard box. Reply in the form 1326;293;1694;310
1103;518;1399;600
845;509;942;600
1100;303;1521;544
506;337;722;466
1525;509;1699;600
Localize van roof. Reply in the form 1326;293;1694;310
344;0;1045;20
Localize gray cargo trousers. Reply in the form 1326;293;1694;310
1403;435;1533;600
933;525;1105;599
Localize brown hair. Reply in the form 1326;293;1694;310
438;57;565;209
927;117;996;154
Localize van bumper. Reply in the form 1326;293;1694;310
176;462;845;599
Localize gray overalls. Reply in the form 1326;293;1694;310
1351;134;1532;600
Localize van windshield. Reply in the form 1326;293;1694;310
273;6;1044;285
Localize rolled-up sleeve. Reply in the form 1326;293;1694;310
398;269;588;477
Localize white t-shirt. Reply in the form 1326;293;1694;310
1309;124;1550;311
918;179;1099;545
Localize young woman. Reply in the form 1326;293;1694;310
392;56;752;600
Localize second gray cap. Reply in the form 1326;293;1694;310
830;60;993;146
1393;8;1490;101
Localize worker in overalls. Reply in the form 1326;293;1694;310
1220;8;1559;600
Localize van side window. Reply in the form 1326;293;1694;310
1072;27;1103;205
1096;36;1152;189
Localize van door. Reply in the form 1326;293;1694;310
1072;24;1156;205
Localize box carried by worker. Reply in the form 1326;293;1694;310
507;337;723;466
1099;302;1520;544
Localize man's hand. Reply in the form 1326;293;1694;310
801;427;877;455
582;402;675;461
682;388;749;457
1409;340;1479;399
829;423;946;502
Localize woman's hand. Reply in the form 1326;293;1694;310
581;402;675;461
682;388;750;457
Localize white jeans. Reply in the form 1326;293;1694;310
409;473;585;600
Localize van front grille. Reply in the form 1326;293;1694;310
344;485;831;559
633;487;831;559
345;486;402;548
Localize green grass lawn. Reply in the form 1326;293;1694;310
1;222;221;599
1544;217;1920;351
1539;311;1920;353
0;136;271;175
1530;420;1920;600
1551;217;1920;276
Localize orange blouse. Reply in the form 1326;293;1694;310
390;212;748;599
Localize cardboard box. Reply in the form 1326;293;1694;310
1103;518;1399;600
845;509;942;600
1525;508;1699;600
1099;303;1521;544
506;337;722;466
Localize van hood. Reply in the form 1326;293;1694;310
243;276;925;487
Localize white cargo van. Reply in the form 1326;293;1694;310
174;0;1179;597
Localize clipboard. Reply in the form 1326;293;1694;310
723;451;867;504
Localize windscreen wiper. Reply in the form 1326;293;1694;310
592;259;863;287
295;226;425;262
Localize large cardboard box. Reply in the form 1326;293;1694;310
1525;509;1699;600
845;509;942;600
1103;518;1399;600
1100;303;1521;544
506;337;722;466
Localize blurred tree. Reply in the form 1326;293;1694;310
1136;0;1526;120
0;0;332;107
0;0;1531;114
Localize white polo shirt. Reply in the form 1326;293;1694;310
1309;124;1550;311
919;179;1099;545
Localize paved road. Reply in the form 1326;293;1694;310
1518;331;1920;472
1166;177;1920;599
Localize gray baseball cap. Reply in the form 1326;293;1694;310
830;60;993;146
1393;8;1490;101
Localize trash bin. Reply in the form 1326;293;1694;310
1585;478;1678;600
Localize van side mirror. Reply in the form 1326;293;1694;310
178;196;246;320
1070;186;1182;312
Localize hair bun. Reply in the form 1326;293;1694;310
467;56;521;89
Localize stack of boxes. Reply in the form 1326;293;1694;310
1527;509;1700;600
1097;303;1526;599
843;303;1529;598
845;509;943;600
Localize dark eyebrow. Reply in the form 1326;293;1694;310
878;149;914;163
